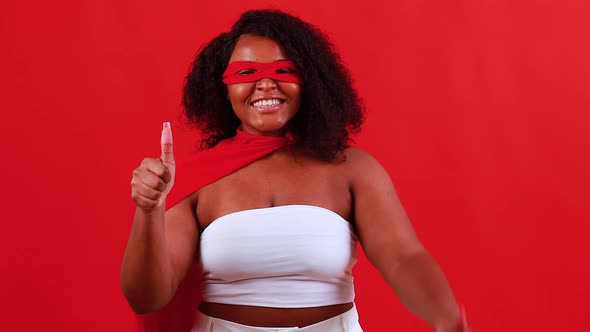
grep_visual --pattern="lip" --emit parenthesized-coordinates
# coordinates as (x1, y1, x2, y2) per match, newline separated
(250, 95, 286, 103)
(251, 101, 285, 114)
(249, 96, 286, 114)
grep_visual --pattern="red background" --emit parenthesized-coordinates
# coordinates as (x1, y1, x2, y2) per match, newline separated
(1, 1, 589, 331)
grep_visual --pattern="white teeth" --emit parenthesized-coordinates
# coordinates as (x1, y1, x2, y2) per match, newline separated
(253, 99, 282, 107)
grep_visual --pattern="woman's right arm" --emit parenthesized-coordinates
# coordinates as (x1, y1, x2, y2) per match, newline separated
(120, 123, 199, 314)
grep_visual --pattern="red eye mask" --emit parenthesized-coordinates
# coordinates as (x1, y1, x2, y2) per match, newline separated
(222, 60, 302, 85)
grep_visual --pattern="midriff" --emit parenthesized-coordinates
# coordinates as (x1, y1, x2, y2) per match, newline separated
(198, 301, 354, 327)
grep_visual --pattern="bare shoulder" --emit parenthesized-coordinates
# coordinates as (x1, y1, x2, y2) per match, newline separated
(344, 146, 384, 166)
(343, 146, 392, 183)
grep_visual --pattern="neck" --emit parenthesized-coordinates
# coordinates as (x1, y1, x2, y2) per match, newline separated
(239, 124, 289, 137)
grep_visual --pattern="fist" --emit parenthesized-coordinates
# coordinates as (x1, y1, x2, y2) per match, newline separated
(130, 122, 175, 212)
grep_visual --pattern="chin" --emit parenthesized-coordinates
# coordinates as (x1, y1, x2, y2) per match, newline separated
(246, 121, 288, 136)
(254, 116, 290, 128)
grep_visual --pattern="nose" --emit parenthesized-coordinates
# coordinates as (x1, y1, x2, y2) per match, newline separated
(255, 77, 277, 91)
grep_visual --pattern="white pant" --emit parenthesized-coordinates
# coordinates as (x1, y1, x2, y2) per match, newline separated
(192, 305, 363, 332)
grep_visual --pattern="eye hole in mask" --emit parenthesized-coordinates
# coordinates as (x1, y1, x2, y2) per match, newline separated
(222, 60, 302, 85)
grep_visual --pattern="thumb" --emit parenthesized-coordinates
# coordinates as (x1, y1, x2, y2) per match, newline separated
(160, 122, 174, 164)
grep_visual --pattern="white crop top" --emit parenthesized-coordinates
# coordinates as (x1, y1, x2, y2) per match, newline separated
(199, 205, 358, 308)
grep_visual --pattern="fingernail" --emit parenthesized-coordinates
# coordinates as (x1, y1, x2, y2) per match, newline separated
(163, 122, 171, 129)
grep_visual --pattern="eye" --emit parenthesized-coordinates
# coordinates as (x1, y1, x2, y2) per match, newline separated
(236, 69, 256, 75)
(276, 68, 296, 74)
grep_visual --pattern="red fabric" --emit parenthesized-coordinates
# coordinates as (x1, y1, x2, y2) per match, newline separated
(222, 60, 302, 85)
(165, 130, 293, 210)
(140, 130, 293, 331)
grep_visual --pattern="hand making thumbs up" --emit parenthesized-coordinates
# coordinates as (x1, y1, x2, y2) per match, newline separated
(130, 122, 176, 212)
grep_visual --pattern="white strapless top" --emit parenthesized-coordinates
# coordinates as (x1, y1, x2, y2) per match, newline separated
(199, 205, 358, 308)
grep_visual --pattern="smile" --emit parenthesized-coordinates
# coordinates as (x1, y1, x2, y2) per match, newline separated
(251, 98, 285, 107)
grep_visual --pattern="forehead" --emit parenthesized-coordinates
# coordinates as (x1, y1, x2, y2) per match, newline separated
(229, 34, 288, 63)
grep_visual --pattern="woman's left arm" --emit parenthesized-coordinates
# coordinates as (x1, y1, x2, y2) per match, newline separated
(347, 148, 468, 332)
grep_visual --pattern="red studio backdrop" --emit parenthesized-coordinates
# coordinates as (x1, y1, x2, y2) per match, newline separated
(1, 1, 589, 331)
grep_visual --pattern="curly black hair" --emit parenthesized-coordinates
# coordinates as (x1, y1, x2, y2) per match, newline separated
(182, 9, 364, 161)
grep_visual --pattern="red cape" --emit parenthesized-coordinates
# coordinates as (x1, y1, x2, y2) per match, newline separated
(140, 130, 292, 332)
(166, 130, 293, 210)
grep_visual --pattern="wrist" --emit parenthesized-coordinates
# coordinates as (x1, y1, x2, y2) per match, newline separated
(136, 202, 165, 216)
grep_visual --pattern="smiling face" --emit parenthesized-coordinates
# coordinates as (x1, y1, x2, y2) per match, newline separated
(226, 34, 302, 136)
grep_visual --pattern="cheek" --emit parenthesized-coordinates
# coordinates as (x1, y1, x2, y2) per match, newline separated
(280, 83, 302, 102)
(227, 84, 253, 104)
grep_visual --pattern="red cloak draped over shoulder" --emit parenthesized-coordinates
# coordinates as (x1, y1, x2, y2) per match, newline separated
(139, 130, 293, 332)
(166, 130, 293, 210)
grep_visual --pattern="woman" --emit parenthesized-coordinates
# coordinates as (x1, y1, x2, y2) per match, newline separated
(121, 9, 469, 332)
